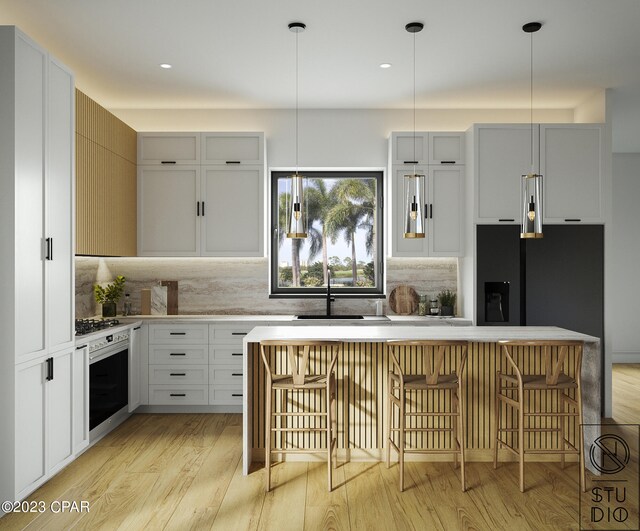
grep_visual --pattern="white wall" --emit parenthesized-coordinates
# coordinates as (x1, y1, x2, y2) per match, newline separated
(611, 153, 640, 362)
(609, 87, 640, 152)
(574, 90, 606, 123)
(112, 107, 573, 167)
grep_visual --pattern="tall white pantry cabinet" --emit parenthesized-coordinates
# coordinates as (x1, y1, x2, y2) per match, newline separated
(0, 26, 77, 507)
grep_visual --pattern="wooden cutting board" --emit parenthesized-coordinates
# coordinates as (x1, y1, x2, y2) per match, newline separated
(388, 285, 419, 315)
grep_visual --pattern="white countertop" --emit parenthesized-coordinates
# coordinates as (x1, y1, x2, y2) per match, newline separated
(243, 325, 600, 344)
(113, 314, 471, 324)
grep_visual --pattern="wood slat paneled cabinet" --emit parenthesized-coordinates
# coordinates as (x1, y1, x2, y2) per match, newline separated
(0, 26, 76, 507)
(389, 132, 465, 257)
(137, 132, 265, 257)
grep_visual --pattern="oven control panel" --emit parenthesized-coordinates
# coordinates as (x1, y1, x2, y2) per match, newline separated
(89, 331, 130, 353)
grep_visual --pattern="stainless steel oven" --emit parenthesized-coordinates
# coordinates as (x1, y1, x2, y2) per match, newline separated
(89, 330, 130, 442)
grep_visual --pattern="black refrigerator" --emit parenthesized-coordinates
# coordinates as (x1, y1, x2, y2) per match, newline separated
(476, 224, 604, 342)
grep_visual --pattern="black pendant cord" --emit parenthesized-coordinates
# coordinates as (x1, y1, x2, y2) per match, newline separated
(530, 29, 534, 173)
(413, 28, 416, 170)
(295, 28, 299, 175)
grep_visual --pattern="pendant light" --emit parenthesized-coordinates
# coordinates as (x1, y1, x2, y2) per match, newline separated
(286, 22, 308, 239)
(403, 22, 426, 239)
(520, 22, 544, 239)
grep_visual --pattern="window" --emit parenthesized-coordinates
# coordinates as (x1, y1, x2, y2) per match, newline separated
(270, 170, 384, 296)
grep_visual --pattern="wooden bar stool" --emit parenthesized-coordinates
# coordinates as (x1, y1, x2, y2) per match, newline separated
(259, 339, 340, 492)
(493, 340, 585, 492)
(385, 340, 468, 492)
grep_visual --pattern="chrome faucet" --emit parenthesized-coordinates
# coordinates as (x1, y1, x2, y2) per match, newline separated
(326, 270, 335, 316)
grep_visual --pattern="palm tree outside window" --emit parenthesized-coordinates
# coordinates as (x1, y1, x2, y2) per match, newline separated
(270, 170, 384, 297)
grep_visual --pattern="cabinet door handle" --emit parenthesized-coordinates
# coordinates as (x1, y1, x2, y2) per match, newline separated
(133, 326, 141, 330)
(232, 352, 243, 356)
(201, 201, 205, 216)
(565, 218, 581, 222)
(231, 332, 247, 336)
(46, 357, 54, 381)
(226, 160, 241, 164)
(232, 393, 243, 397)
(170, 373, 186, 376)
(232, 373, 243, 376)
(197, 201, 200, 216)
(498, 219, 515, 222)
(403, 160, 419, 165)
(440, 161, 456, 164)
(430, 204, 433, 219)
(45, 237, 52, 260)
(169, 332, 186, 336)
(76, 344, 87, 350)
(161, 161, 177, 164)
(170, 393, 186, 397)
(170, 352, 186, 356)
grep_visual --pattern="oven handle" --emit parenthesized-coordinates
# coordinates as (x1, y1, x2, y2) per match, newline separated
(90, 344, 128, 364)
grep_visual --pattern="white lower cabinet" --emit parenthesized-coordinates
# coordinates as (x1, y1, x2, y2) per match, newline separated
(15, 348, 74, 498)
(73, 345, 89, 454)
(129, 325, 142, 412)
(149, 386, 208, 405)
(209, 324, 253, 407)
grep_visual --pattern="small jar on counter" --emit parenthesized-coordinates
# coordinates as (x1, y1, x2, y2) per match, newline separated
(430, 299, 439, 315)
(418, 295, 428, 316)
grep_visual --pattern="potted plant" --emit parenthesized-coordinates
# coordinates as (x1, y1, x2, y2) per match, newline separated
(94, 275, 126, 317)
(437, 289, 457, 317)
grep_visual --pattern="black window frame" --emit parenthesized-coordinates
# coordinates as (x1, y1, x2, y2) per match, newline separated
(270, 170, 384, 298)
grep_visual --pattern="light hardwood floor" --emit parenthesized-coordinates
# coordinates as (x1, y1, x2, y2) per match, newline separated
(2, 365, 640, 531)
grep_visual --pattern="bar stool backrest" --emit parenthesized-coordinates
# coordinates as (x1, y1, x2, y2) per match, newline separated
(387, 340, 469, 384)
(260, 340, 340, 387)
(498, 340, 584, 384)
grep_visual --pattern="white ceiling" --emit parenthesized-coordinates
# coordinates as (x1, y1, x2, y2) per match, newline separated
(1, 0, 639, 112)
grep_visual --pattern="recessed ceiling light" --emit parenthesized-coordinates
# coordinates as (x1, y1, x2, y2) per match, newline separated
(379, 63, 392, 69)
(159, 63, 172, 69)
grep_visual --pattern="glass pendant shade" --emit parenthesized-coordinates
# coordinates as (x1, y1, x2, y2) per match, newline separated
(520, 173, 543, 238)
(286, 172, 307, 238)
(403, 172, 426, 238)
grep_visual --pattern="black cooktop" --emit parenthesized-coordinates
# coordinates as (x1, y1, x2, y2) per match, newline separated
(75, 318, 120, 336)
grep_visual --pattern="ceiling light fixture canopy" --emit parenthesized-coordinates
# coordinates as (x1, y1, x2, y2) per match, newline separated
(520, 21, 544, 239)
(286, 21, 308, 238)
(403, 21, 426, 239)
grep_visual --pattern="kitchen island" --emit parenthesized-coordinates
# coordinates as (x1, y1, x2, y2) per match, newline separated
(242, 325, 600, 475)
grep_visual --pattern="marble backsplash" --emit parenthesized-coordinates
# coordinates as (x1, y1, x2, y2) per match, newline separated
(75, 256, 457, 318)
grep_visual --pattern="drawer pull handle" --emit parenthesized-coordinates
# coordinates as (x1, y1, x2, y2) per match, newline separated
(440, 160, 456, 164)
(565, 218, 581, 222)
(231, 332, 247, 336)
(170, 353, 186, 356)
(170, 332, 186, 335)
(232, 373, 242, 376)
(170, 393, 186, 397)
(170, 373, 186, 376)
(232, 393, 243, 397)
(226, 160, 241, 164)
(161, 161, 177, 164)
(498, 218, 515, 222)
(403, 160, 419, 164)
(232, 353, 243, 356)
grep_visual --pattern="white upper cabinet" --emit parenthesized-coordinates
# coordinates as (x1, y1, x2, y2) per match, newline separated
(429, 132, 465, 165)
(390, 132, 429, 165)
(201, 166, 264, 256)
(391, 166, 464, 257)
(540, 124, 604, 223)
(137, 132, 265, 257)
(138, 166, 201, 256)
(201, 132, 264, 165)
(473, 124, 539, 224)
(137, 133, 200, 165)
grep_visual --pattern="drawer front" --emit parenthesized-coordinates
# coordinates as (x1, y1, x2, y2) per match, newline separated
(201, 133, 263, 165)
(209, 346, 244, 365)
(150, 346, 208, 364)
(149, 365, 209, 385)
(149, 324, 208, 344)
(209, 365, 243, 385)
(138, 133, 200, 165)
(209, 325, 254, 343)
(149, 385, 208, 405)
(209, 386, 243, 405)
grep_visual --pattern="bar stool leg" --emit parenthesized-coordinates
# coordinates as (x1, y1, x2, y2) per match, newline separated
(399, 386, 405, 492)
(265, 385, 272, 492)
(327, 380, 333, 492)
(385, 373, 392, 468)
(452, 390, 459, 470)
(458, 382, 467, 492)
(560, 392, 566, 470)
(576, 384, 586, 492)
(493, 374, 500, 469)
(518, 391, 525, 493)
